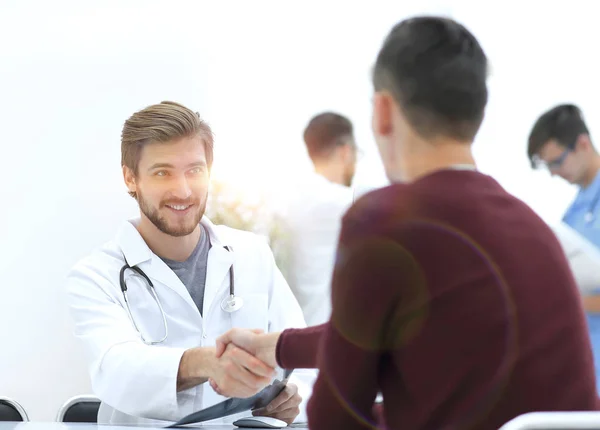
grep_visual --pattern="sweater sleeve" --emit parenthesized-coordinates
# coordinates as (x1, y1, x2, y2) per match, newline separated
(275, 324, 327, 369)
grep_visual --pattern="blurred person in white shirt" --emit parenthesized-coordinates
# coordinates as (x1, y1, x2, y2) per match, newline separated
(278, 112, 358, 326)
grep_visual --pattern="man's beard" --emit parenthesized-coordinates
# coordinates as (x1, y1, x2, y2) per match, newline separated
(138, 192, 206, 237)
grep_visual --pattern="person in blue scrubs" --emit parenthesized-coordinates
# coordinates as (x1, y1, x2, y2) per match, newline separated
(528, 103, 600, 392)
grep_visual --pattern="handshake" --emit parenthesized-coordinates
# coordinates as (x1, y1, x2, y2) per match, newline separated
(209, 329, 300, 424)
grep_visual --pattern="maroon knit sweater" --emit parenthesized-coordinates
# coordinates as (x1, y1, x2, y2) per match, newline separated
(276, 170, 599, 430)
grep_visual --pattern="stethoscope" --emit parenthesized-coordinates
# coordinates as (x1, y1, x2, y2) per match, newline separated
(119, 245, 243, 345)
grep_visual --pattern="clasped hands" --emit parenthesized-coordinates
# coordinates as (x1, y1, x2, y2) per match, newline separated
(209, 329, 300, 424)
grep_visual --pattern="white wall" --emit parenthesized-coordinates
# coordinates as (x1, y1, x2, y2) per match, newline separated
(1, 0, 593, 421)
(453, 1, 598, 223)
(0, 1, 214, 420)
(0, 0, 453, 420)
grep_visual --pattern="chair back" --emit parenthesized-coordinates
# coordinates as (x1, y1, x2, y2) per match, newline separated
(0, 397, 29, 422)
(56, 395, 100, 423)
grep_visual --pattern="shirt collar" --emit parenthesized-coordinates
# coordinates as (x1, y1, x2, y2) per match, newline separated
(116, 215, 229, 267)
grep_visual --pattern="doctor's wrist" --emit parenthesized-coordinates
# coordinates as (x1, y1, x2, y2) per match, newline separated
(177, 347, 215, 392)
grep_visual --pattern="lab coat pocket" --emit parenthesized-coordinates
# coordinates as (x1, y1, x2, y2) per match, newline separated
(230, 293, 269, 332)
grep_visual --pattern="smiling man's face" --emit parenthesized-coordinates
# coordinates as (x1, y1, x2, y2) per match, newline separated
(125, 135, 210, 237)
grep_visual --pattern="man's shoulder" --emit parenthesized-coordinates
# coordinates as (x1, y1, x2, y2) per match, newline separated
(67, 238, 124, 280)
(344, 184, 409, 224)
(282, 173, 354, 212)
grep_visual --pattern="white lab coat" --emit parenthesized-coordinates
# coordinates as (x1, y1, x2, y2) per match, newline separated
(277, 172, 354, 326)
(65, 217, 315, 426)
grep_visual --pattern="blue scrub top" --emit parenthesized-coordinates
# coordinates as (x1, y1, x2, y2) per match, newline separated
(565, 171, 600, 392)
(563, 171, 600, 250)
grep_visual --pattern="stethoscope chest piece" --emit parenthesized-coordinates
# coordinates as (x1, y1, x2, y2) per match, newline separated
(221, 294, 243, 313)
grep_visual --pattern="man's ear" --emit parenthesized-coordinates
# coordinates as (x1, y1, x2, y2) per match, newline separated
(338, 142, 354, 163)
(372, 91, 394, 138)
(576, 134, 594, 153)
(123, 165, 137, 195)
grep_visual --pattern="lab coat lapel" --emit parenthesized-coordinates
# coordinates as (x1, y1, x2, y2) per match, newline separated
(202, 219, 234, 318)
(116, 220, 199, 314)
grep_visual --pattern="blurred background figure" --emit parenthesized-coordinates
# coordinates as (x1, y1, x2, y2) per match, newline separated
(528, 104, 600, 392)
(528, 104, 600, 249)
(277, 112, 357, 326)
(552, 222, 600, 296)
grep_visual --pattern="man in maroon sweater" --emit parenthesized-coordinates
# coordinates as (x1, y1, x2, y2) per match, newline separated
(214, 16, 599, 429)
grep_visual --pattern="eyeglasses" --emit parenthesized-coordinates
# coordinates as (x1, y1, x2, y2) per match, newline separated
(533, 147, 572, 170)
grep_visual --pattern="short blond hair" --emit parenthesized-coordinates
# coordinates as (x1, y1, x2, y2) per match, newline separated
(121, 101, 214, 197)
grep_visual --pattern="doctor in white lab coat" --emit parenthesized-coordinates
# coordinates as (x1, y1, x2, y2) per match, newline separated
(65, 101, 314, 426)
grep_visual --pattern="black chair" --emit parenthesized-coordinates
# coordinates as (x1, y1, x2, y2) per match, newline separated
(56, 395, 100, 423)
(0, 397, 29, 421)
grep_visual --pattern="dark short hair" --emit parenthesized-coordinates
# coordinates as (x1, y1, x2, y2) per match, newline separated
(527, 104, 590, 167)
(303, 112, 354, 160)
(372, 16, 488, 142)
(121, 101, 214, 198)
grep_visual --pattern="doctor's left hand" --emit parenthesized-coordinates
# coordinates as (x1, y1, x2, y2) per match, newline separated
(252, 383, 302, 425)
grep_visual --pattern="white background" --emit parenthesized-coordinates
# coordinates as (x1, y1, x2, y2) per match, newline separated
(0, 0, 595, 420)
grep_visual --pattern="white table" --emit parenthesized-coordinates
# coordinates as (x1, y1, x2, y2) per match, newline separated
(0, 423, 308, 430)
(0, 425, 234, 430)
(499, 412, 600, 429)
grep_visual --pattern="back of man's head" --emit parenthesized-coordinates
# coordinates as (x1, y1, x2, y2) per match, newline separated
(527, 104, 590, 166)
(372, 16, 488, 143)
(303, 112, 354, 161)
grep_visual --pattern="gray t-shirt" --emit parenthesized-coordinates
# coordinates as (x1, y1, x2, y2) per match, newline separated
(160, 225, 211, 316)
